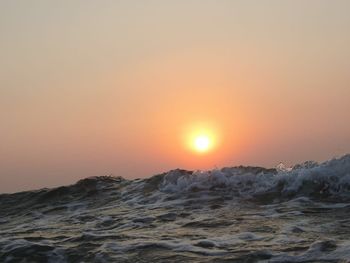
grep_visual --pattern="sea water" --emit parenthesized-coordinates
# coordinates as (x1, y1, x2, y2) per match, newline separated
(1, 155, 350, 262)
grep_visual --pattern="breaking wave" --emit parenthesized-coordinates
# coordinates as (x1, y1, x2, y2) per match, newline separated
(1, 154, 350, 208)
(158, 154, 350, 202)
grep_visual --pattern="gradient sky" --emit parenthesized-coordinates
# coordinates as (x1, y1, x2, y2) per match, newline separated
(1, 1, 350, 193)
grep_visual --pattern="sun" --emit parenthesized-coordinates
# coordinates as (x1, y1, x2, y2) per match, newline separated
(193, 135, 211, 153)
(183, 122, 218, 154)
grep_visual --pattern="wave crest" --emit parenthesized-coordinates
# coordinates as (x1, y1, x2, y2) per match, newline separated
(159, 155, 350, 201)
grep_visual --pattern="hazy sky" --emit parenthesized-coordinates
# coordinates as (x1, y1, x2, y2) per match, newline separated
(1, 1, 350, 193)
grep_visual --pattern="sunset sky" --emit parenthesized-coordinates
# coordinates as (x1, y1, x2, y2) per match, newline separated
(1, 1, 350, 193)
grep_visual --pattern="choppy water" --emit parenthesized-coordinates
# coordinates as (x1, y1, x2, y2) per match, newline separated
(1, 155, 350, 262)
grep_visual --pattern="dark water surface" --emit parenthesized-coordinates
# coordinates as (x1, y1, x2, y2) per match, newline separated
(1, 155, 350, 262)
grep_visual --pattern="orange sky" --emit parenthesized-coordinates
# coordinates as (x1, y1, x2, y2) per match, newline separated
(1, 1, 350, 192)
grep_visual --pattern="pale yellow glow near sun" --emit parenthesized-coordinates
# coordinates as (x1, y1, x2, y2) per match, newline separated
(194, 135, 211, 152)
(183, 123, 218, 154)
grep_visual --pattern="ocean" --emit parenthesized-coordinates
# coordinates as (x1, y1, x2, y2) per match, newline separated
(1, 155, 350, 262)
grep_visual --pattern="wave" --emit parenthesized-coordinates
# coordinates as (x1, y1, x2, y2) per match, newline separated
(1, 154, 350, 262)
(1, 155, 350, 212)
(158, 154, 350, 202)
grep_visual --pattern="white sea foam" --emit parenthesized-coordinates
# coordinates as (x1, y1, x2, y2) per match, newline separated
(160, 154, 350, 200)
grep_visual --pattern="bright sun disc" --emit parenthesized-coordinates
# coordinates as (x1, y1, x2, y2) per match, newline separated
(194, 135, 211, 152)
